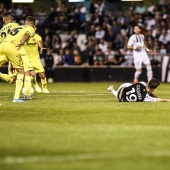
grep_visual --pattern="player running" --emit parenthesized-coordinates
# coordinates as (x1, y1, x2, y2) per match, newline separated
(127, 25, 153, 84)
(107, 78, 170, 102)
(0, 15, 36, 102)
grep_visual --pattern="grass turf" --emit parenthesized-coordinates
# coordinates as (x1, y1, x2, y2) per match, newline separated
(0, 82, 170, 170)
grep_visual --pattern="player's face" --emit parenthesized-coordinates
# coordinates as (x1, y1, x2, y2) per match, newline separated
(134, 26, 141, 34)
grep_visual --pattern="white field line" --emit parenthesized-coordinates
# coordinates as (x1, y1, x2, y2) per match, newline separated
(1, 151, 170, 164)
(44, 93, 104, 97)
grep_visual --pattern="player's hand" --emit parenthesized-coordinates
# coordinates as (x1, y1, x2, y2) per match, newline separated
(10, 65, 15, 74)
(40, 48, 47, 52)
(148, 49, 153, 54)
(16, 42, 24, 49)
(136, 45, 141, 50)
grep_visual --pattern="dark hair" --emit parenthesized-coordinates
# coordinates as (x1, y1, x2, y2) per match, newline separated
(148, 78, 160, 89)
(1, 11, 12, 18)
(26, 16, 35, 24)
(134, 25, 142, 30)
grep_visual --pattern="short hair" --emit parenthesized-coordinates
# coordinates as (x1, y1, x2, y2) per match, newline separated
(1, 11, 12, 18)
(134, 25, 142, 30)
(26, 16, 35, 24)
(148, 78, 160, 89)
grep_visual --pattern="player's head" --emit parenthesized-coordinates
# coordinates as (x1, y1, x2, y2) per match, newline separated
(134, 25, 141, 34)
(147, 78, 160, 93)
(25, 16, 35, 27)
(1, 11, 13, 24)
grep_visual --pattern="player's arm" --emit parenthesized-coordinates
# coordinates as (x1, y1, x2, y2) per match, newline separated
(156, 98, 170, 102)
(16, 32, 30, 48)
(144, 44, 153, 54)
(38, 40, 47, 52)
(149, 92, 158, 98)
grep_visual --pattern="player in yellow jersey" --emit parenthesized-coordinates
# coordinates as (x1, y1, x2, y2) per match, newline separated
(0, 15, 36, 102)
(24, 31, 50, 93)
(0, 11, 19, 83)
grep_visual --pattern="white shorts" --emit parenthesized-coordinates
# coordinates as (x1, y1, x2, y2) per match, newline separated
(133, 51, 151, 69)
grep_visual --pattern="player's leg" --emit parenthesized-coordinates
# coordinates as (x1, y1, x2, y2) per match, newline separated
(31, 60, 49, 93)
(108, 85, 118, 97)
(13, 68, 25, 102)
(146, 64, 153, 82)
(39, 72, 50, 93)
(0, 54, 14, 83)
(134, 60, 142, 84)
(143, 53, 153, 82)
(32, 75, 42, 93)
(0, 62, 17, 84)
(19, 47, 35, 98)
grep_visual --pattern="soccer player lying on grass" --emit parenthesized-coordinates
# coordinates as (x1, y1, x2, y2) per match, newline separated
(107, 78, 170, 102)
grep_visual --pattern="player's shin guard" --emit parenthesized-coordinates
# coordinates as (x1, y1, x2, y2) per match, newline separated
(41, 77, 47, 90)
(146, 65, 153, 82)
(0, 73, 14, 84)
(14, 74, 24, 99)
(24, 76, 32, 96)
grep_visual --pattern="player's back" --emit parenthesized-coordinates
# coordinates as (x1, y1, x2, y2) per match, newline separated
(120, 83, 147, 102)
(24, 33, 42, 58)
(0, 22, 18, 43)
(5, 25, 35, 45)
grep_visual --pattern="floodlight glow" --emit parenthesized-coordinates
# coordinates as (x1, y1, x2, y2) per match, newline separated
(12, 0, 34, 3)
(121, 0, 143, 1)
(68, 0, 85, 2)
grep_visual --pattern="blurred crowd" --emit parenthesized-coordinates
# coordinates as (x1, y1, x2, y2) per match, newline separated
(1, 0, 170, 69)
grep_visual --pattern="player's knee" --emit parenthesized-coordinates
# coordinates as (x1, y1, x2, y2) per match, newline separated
(146, 65, 152, 71)
(136, 70, 142, 74)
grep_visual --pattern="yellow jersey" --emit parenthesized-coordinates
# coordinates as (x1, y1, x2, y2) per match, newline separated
(0, 22, 18, 43)
(5, 25, 35, 45)
(24, 33, 42, 58)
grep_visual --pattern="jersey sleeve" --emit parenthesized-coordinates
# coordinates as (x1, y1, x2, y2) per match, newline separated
(37, 34, 42, 42)
(26, 27, 35, 38)
(143, 94, 157, 102)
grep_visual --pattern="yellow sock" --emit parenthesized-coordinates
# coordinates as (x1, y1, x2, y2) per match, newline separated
(14, 74, 24, 99)
(32, 76, 38, 85)
(24, 76, 32, 96)
(0, 73, 13, 84)
(41, 77, 47, 90)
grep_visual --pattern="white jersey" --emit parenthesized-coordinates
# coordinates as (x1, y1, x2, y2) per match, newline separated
(127, 33, 151, 68)
(127, 34, 145, 52)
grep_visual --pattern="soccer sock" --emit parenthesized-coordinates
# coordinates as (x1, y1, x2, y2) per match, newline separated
(24, 76, 32, 96)
(32, 76, 38, 85)
(14, 74, 24, 99)
(41, 77, 47, 90)
(134, 70, 142, 81)
(112, 89, 117, 97)
(0, 73, 13, 84)
(146, 65, 153, 82)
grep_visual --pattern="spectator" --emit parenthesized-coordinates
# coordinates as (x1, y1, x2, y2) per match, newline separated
(93, 48, 105, 66)
(44, 48, 55, 79)
(63, 48, 74, 66)
(135, 2, 146, 14)
(95, 25, 105, 40)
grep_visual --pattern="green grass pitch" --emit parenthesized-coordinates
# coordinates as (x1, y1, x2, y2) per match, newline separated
(0, 82, 170, 170)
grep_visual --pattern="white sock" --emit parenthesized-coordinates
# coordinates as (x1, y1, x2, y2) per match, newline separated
(146, 65, 153, 82)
